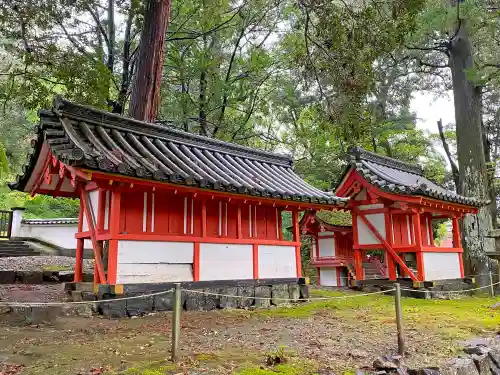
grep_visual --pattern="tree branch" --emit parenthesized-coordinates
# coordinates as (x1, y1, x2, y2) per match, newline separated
(437, 118, 459, 189)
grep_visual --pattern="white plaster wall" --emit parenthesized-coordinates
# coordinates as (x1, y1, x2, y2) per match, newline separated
(258, 245, 297, 278)
(199, 243, 253, 280)
(318, 237, 335, 257)
(423, 252, 461, 280)
(116, 240, 195, 283)
(318, 231, 335, 237)
(116, 264, 193, 283)
(319, 267, 337, 286)
(357, 213, 386, 244)
(82, 190, 99, 232)
(117, 241, 194, 263)
(18, 223, 91, 249)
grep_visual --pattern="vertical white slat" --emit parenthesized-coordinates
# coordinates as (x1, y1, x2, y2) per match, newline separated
(218, 201, 222, 236)
(225, 202, 228, 236)
(254, 205, 257, 237)
(183, 197, 188, 234)
(190, 198, 194, 234)
(151, 192, 155, 232)
(249, 204, 253, 238)
(104, 190, 110, 230)
(143, 192, 148, 232)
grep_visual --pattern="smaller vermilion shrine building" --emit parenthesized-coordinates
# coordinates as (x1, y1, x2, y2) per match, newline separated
(331, 147, 484, 285)
(300, 148, 484, 288)
(10, 97, 348, 287)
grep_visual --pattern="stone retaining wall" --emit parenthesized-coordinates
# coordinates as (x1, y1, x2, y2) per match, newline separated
(0, 278, 308, 323)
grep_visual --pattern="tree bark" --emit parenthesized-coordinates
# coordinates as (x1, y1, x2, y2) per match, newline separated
(128, 0, 171, 122)
(449, 18, 494, 283)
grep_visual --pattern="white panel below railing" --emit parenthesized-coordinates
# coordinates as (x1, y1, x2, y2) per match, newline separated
(199, 243, 253, 281)
(258, 245, 296, 278)
(116, 264, 193, 283)
(423, 252, 461, 280)
(117, 241, 194, 264)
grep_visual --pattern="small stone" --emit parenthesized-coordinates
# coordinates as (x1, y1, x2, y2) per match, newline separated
(349, 349, 369, 359)
(491, 302, 500, 309)
(373, 357, 399, 370)
(464, 346, 490, 356)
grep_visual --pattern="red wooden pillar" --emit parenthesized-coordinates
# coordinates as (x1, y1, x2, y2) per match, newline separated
(452, 216, 464, 277)
(107, 189, 121, 284)
(292, 210, 302, 277)
(253, 243, 259, 279)
(74, 198, 84, 282)
(354, 249, 363, 280)
(193, 242, 200, 281)
(384, 209, 397, 280)
(413, 211, 424, 281)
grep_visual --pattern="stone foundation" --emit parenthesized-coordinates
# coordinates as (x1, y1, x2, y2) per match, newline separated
(67, 278, 309, 318)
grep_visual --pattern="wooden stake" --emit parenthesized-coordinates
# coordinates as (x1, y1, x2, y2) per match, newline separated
(489, 271, 495, 297)
(171, 283, 181, 362)
(394, 283, 405, 356)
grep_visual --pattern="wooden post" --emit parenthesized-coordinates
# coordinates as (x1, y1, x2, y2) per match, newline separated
(74, 239, 84, 282)
(489, 271, 495, 297)
(171, 283, 181, 362)
(394, 283, 405, 356)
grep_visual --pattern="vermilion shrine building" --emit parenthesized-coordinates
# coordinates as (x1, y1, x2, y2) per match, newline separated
(10, 98, 347, 286)
(302, 147, 483, 287)
(10, 98, 483, 290)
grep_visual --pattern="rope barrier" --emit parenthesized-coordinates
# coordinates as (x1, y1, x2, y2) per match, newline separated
(1, 275, 499, 307)
(401, 280, 500, 294)
(0, 288, 174, 307)
(181, 287, 394, 301)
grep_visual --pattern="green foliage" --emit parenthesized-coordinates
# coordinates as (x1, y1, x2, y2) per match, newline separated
(0, 185, 79, 218)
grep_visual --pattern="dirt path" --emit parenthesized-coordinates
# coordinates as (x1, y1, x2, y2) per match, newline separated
(0, 307, 480, 375)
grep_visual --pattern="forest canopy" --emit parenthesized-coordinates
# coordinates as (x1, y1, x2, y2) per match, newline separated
(0, 0, 498, 226)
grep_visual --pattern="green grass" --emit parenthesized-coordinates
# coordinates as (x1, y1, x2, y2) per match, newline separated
(252, 289, 500, 339)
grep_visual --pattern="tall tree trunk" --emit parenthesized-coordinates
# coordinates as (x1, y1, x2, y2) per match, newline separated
(449, 19, 494, 284)
(128, 0, 171, 122)
(482, 118, 498, 228)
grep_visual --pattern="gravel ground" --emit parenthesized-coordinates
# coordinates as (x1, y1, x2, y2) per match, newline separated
(0, 256, 94, 271)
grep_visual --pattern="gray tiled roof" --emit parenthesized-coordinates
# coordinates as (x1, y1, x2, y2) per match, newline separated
(347, 147, 486, 207)
(10, 97, 348, 206)
(22, 218, 79, 225)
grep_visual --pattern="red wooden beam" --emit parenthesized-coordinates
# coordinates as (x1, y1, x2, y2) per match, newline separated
(84, 170, 344, 211)
(358, 213, 418, 281)
(193, 242, 200, 281)
(81, 190, 107, 284)
(253, 243, 259, 279)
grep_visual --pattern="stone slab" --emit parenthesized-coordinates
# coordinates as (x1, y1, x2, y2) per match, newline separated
(219, 287, 238, 309)
(15, 271, 43, 284)
(237, 286, 254, 308)
(271, 284, 289, 306)
(254, 286, 271, 308)
(0, 270, 15, 284)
